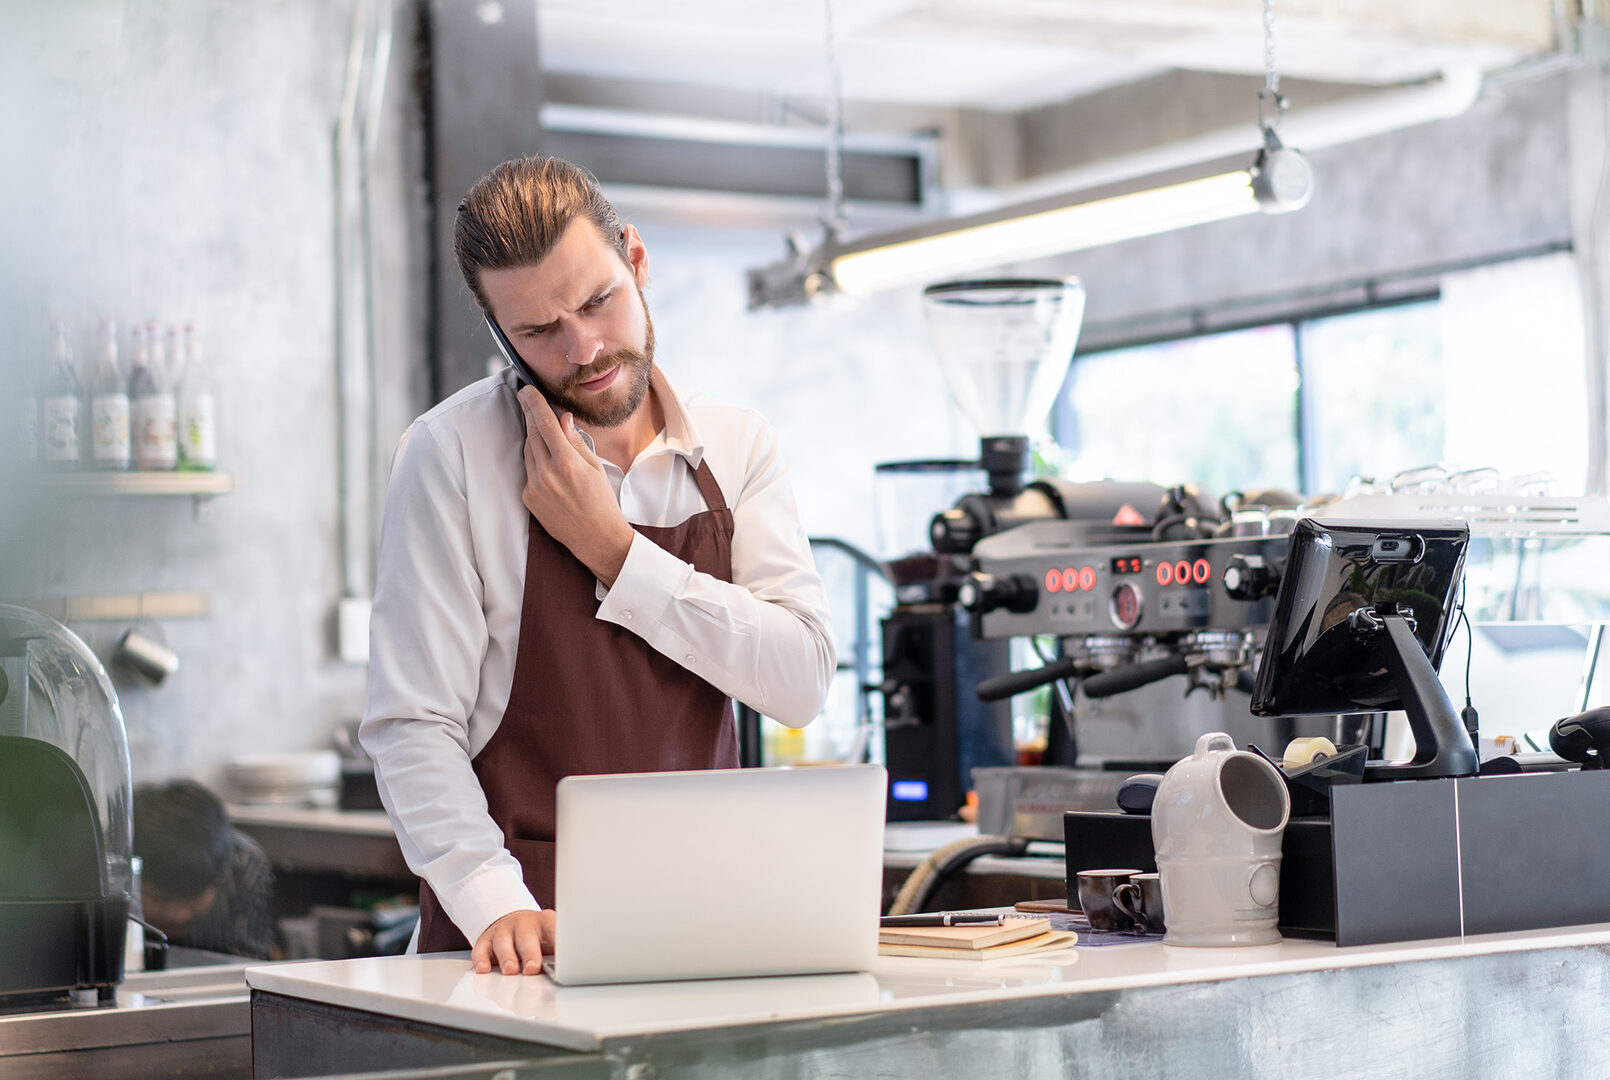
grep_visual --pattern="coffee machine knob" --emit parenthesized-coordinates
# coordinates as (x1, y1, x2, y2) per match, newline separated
(930, 508, 982, 554)
(958, 572, 1038, 615)
(1222, 554, 1280, 601)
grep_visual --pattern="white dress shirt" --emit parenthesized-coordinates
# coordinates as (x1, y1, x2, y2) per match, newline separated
(360, 364, 835, 942)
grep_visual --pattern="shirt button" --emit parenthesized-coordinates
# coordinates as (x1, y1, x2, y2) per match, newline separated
(684, 654, 696, 664)
(621, 610, 633, 622)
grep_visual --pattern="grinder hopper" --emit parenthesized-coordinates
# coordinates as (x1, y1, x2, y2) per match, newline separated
(921, 277, 1086, 496)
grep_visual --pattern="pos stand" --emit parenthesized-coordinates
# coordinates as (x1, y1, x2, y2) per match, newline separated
(1350, 604, 1479, 781)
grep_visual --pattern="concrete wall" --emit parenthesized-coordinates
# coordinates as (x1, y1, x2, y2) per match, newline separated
(0, 1, 427, 787)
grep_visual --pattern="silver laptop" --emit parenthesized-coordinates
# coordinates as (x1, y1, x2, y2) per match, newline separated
(544, 764, 886, 986)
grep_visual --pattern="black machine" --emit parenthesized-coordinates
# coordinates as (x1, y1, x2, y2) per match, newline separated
(959, 511, 1482, 782)
(876, 456, 1169, 819)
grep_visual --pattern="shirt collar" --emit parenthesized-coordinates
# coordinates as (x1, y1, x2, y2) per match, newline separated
(645, 364, 706, 470)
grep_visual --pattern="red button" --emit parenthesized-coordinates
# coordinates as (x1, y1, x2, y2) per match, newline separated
(1045, 569, 1062, 593)
(1078, 566, 1096, 591)
(1156, 563, 1173, 586)
(1193, 558, 1211, 584)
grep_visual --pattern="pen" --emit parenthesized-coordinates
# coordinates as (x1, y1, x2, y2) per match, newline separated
(880, 913, 1005, 927)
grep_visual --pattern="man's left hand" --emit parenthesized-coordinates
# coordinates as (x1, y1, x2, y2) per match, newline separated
(517, 385, 635, 586)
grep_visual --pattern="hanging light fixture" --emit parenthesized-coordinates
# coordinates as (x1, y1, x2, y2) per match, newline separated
(747, 0, 1312, 309)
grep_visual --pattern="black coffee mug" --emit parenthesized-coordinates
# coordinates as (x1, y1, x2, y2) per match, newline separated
(1114, 872, 1166, 934)
(1076, 868, 1144, 932)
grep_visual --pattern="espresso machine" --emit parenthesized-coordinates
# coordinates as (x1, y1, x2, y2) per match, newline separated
(878, 278, 1169, 819)
(0, 605, 134, 1008)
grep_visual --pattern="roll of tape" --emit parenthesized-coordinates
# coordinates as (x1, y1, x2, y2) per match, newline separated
(1281, 736, 1337, 770)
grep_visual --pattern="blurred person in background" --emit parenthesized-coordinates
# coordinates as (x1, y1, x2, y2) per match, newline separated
(132, 780, 278, 960)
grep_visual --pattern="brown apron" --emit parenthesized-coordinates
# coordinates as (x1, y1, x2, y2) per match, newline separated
(417, 456, 738, 952)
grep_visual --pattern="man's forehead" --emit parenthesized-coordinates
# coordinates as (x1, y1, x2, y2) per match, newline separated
(484, 223, 631, 323)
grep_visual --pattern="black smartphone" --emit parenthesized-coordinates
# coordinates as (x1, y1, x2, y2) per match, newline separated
(486, 314, 576, 432)
(485, 313, 538, 388)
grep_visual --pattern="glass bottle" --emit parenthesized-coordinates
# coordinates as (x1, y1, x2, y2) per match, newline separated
(89, 318, 131, 471)
(130, 322, 177, 471)
(177, 320, 216, 471)
(40, 320, 83, 469)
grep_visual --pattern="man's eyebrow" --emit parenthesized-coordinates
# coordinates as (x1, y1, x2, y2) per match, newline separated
(504, 281, 616, 334)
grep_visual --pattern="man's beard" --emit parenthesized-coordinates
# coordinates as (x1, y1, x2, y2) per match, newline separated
(539, 304, 656, 429)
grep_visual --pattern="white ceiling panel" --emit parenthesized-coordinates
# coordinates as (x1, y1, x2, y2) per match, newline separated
(536, 0, 1557, 110)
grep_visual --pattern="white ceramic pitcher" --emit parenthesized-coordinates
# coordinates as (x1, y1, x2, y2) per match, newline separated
(1152, 732, 1291, 947)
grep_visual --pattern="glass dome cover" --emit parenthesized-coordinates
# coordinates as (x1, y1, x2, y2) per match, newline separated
(921, 277, 1086, 439)
(0, 603, 133, 901)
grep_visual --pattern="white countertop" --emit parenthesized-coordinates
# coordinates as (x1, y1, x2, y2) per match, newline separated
(245, 922, 1610, 1054)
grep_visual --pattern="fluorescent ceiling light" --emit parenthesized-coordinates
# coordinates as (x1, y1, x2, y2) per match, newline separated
(831, 170, 1260, 295)
(746, 149, 1312, 308)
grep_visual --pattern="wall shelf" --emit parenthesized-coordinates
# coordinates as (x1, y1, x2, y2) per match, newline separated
(46, 471, 236, 497)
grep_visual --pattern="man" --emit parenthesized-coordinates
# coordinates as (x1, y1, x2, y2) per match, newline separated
(132, 781, 277, 960)
(360, 156, 835, 978)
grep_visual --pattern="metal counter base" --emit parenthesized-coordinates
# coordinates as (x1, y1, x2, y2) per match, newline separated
(250, 928, 1610, 1079)
(1, 960, 251, 1080)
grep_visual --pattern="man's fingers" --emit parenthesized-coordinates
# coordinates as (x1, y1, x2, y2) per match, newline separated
(562, 414, 602, 468)
(517, 385, 568, 454)
(515, 917, 546, 975)
(493, 919, 520, 976)
(473, 911, 550, 976)
(471, 934, 493, 974)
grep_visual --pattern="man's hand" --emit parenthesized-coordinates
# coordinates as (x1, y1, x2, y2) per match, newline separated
(472, 908, 558, 975)
(517, 385, 635, 586)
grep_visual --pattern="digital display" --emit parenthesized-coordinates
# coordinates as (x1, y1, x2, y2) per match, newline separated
(1111, 556, 1143, 575)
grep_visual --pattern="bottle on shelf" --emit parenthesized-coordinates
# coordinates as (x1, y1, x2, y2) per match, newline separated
(177, 319, 217, 471)
(40, 320, 83, 469)
(130, 321, 178, 471)
(89, 318, 131, 471)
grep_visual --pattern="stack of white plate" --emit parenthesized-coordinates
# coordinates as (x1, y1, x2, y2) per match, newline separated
(226, 750, 342, 808)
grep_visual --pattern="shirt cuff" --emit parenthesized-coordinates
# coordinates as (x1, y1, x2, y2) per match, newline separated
(597, 530, 689, 633)
(446, 864, 541, 944)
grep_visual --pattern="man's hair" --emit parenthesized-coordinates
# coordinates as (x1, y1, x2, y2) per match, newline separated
(454, 156, 629, 313)
(132, 780, 233, 900)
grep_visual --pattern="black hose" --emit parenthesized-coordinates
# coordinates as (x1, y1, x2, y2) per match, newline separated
(887, 835, 1033, 916)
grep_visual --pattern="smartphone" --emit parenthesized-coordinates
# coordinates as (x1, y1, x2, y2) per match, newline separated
(485, 313, 538, 388)
(486, 314, 573, 431)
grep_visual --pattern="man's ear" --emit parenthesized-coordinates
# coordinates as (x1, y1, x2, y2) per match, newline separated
(623, 223, 649, 288)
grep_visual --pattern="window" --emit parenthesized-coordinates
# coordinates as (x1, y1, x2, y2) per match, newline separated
(1056, 324, 1300, 499)
(1300, 301, 1445, 494)
(1054, 252, 1588, 499)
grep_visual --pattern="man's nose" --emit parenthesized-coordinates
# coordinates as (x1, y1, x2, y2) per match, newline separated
(562, 324, 603, 367)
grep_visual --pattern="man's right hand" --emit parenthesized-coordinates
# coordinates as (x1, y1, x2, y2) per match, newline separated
(472, 908, 557, 975)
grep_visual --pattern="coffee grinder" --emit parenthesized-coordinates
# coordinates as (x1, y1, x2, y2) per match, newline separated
(877, 278, 1095, 821)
